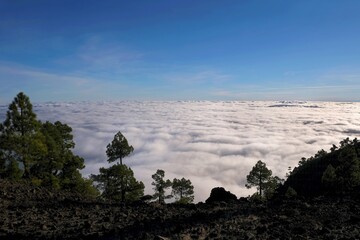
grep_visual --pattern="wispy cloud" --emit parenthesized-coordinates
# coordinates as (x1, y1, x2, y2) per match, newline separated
(0, 62, 127, 102)
(71, 37, 144, 71)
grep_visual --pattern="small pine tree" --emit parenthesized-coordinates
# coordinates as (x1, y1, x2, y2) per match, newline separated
(172, 177, 194, 204)
(106, 131, 134, 165)
(152, 169, 172, 204)
(245, 160, 273, 197)
(103, 131, 137, 202)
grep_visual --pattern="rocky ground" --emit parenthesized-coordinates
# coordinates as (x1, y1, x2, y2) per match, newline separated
(1, 180, 360, 239)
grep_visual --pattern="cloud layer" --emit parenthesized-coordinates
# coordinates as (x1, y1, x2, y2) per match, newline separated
(1, 101, 360, 202)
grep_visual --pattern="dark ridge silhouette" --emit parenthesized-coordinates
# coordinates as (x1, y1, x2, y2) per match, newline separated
(278, 138, 360, 198)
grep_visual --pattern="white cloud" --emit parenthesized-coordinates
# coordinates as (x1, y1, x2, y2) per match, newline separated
(2, 100, 360, 202)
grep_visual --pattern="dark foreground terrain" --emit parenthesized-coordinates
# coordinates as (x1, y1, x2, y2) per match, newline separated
(1, 180, 360, 240)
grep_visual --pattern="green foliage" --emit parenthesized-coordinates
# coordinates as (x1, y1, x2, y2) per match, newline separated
(0, 92, 99, 199)
(245, 160, 273, 197)
(152, 169, 172, 204)
(3, 92, 39, 132)
(0, 149, 7, 178)
(248, 192, 263, 202)
(125, 177, 145, 202)
(31, 121, 82, 186)
(44, 174, 60, 189)
(284, 186, 297, 199)
(72, 178, 100, 198)
(106, 131, 134, 165)
(321, 164, 336, 190)
(92, 164, 144, 202)
(172, 177, 194, 204)
(263, 176, 283, 199)
(335, 146, 360, 191)
(0, 92, 44, 178)
(41, 121, 75, 166)
(31, 121, 86, 192)
(59, 156, 85, 190)
(31, 177, 42, 187)
(284, 138, 360, 197)
(92, 131, 142, 202)
(5, 159, 22, 180)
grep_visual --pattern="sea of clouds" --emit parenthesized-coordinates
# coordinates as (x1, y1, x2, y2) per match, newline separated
(1, 101, 360, 202)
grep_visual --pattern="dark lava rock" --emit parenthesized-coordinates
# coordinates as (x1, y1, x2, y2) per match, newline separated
(205, 187, 238, 204)
(2, 180, 360, 239)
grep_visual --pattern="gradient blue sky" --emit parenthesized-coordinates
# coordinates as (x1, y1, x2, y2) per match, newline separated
(1, 0, 360, 103)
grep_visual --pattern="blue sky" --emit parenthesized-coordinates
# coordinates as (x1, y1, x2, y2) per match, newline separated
(1, 0, 360, 103)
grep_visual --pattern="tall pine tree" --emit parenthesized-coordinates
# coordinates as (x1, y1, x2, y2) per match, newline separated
(152, 169, 172, 204)
(245, 160, 273, 197)
(0, 92, 46, 178)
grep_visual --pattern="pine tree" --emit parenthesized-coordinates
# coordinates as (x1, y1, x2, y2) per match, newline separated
(91, 164, 144, 202)
(172, 177, 194, 204)
(245, 160, 273, 197)
(263, 176, 283, 199)
(32, 121, 78, 186)
(0, 92, 46, 178)
(106, 131, 134, 165)
(102, 131, 138, 202)
(336, 147, 360, 191)
(152, 169, 172, 204)
(59, 155, 85, 190)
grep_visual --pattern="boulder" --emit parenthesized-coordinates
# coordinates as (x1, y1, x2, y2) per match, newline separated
(205, 187, 237, 204)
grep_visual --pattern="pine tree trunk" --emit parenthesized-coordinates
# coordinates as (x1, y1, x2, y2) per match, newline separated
(121, 189, 125, 203)
(23, 160, 30, 178)
(259, 171, 262, 197)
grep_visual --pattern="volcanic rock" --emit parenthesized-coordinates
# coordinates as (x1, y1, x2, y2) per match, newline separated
(1, 180, 360, 239)
(205, 187, 238, 203)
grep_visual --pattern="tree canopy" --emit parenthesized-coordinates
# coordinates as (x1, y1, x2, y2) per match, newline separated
(92, 131, 144, 202)
(152, 169, 172, 204)
(282, 138, 360, 197)
(91, 164, 144, 202)
(245, 160, 272, 197)
(0, 92, 98, 197)
(106, 131, 134, 165)
(0, 92, 44, 178)
(172, 177, 194, 204)
(245, 160, 282, 199)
